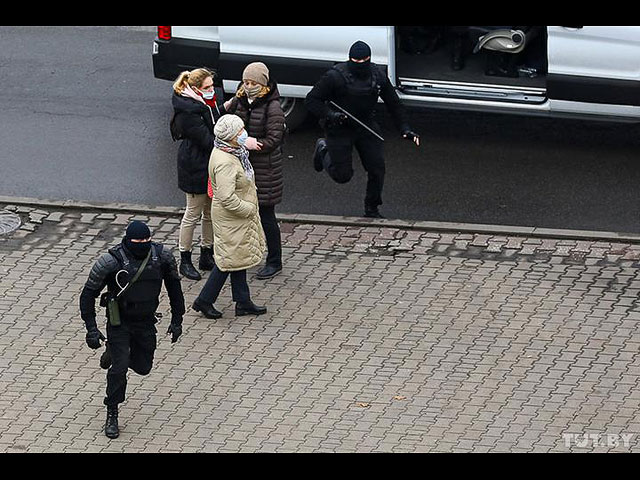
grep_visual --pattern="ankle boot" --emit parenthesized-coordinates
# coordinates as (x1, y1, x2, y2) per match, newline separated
(236, 301, 267, 317)
(199, 246, 215, 271)
(179, 251, 202, 281)
(192, 298, 222, 319)
(105, 405, 119, 439)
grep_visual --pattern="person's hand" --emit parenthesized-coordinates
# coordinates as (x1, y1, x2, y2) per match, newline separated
(402, 130, 420, 146)
(86, 327, 106, 350)
(223, 99, 233, 111)
(244, 137, 263, 151)
(327, 111, 348, 126)
(167, 319, 183, 344)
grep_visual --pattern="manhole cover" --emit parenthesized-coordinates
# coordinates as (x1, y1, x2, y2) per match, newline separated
(0, 212, 21, 235)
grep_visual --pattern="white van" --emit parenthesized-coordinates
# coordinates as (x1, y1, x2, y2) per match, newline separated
(153, 26, 640, 129)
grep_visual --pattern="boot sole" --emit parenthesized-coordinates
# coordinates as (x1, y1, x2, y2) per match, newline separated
(256, 269, 282, 280)
(313, 139, 326, 172)
(235, 309, 267, 317)
(192, 303, 222, 319)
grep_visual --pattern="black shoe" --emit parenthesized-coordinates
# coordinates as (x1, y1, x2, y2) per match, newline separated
(180, 251, 202, 281)
(256, 264, 282, 280)
(105, 405, 119, 439)
(100, 343, 112, 370)
(236, 301, 267, 317)
(313, 138, 327, 172)
(199, 246, 215, 271)
(192, 298, 222, 319)
(364, 207, 385, 219)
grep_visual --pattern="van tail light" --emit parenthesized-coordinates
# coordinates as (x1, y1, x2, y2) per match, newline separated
(158, 26, 172, 41)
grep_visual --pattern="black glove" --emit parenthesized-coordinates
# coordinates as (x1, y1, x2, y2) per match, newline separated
(327, 110, 348, 126)
(167, 319, 182, 344)
(86, 327, 106, 350)
(402, 130, 420, 145)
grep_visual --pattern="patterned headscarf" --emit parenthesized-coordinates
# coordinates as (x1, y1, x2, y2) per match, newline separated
(214, 138, 255, 181)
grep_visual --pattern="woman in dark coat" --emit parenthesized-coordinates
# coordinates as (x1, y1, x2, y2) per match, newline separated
(225, 62, 286, 280)
(171, 68, 225, 281)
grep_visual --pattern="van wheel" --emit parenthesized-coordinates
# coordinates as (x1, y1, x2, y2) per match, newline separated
(280, 97, 308, 132)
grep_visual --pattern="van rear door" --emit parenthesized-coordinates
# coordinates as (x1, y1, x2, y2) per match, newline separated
(547, 26, 640, 115)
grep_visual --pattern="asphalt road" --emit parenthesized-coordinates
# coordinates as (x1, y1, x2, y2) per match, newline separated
(1, 26, 639, 233)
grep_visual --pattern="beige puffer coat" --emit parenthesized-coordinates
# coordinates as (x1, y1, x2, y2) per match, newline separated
(209, 147, 266, 272)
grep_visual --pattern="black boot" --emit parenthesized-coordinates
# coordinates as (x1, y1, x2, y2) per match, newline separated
(256, 264, 283, 280)
(313, 139, 327, 172)
(199, 246, 215, 271)
(236, 301, 267, 317)
(105, 405, 119, 439)
(180, 251, 202, 281)
(364, 206, 385, 219)
(100, 343, 112, 370)
(192, 298, 222, 319)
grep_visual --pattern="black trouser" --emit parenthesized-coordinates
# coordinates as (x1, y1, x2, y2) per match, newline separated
(197, 265, 250, 305)
(323, 122, 386, 209)
(104, 317, 157, 407)
(259, 204, 282, 268)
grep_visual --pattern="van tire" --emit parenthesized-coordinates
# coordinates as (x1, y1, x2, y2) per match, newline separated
(280, 97, 308, 132)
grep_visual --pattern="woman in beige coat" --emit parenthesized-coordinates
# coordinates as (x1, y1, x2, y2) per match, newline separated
(192, 115, 267, 319)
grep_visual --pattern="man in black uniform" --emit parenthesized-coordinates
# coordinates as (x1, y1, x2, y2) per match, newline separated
(79, 221, 185, 439)
(305, 40, 420, 218)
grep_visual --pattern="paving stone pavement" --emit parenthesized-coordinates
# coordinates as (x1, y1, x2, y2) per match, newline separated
(1, 203, 639, 453)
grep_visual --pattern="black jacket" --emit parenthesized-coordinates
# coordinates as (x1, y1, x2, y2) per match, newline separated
(226, 81, 286, 206)
(171, 90, 225, 194)
(79, 242, 185, 329)
(305, 62, 410, 134)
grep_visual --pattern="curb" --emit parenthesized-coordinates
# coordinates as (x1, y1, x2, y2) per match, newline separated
(2, 195, 640, 244)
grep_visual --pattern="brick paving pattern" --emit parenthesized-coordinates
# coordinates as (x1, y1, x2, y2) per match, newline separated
(1, 203, 639, 452)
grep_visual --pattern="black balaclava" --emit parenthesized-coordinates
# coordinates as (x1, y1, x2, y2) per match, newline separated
(348, 40, 372, 79)
(123, 221, 152, 259)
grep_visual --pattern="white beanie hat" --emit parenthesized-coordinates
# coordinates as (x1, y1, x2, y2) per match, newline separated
(214, 114, 245, 142)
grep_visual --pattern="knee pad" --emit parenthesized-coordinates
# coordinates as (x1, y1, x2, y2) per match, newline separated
(328, 167, 354, 185)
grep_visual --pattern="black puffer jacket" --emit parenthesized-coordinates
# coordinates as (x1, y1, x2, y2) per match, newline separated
(171, 90, 224, 194)
(227, 82, 286, 206)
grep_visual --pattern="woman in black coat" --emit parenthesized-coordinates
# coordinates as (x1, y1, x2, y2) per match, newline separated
(171, 68, 225, 281)
(225, 62, 286, 280)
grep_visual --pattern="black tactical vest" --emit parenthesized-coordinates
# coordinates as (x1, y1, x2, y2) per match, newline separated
(107, 243, 164, 320)
(332, 62, 383, 120)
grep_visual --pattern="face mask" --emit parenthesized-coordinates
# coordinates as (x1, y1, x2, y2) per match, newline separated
(348, 60, 371, 79)
(244, 84, 262, 98)
(124, 238, 152, 259)
(237, 130, 249, 146)
(201, 90, 215, 100)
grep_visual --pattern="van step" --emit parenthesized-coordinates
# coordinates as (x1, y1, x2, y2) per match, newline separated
(398, 78, 547, 104)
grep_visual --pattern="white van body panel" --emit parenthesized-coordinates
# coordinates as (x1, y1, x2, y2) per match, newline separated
(156, 26, 640, 122)
(172, 26, 220, 42)
(218, 26, 391, 64)
(548, 26, 640, 81)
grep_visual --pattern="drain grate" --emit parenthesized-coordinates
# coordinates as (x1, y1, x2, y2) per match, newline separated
(0, 212, 21, 235)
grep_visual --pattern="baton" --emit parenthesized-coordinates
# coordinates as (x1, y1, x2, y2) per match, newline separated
(329, 101, 385, 142)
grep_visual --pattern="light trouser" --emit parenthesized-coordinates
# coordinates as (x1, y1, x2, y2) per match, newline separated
(179, 193, 213, 253)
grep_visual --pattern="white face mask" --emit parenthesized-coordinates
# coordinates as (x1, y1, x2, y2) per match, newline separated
(201, 90, 215, 100)
(237, 130, 249, 146)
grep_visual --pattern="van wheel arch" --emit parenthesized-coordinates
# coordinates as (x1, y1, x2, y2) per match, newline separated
(280, 97, 308, 132)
